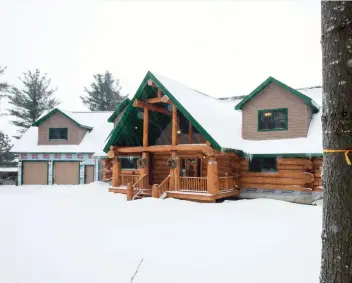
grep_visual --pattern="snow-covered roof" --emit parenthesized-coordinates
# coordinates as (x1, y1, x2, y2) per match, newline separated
(0, 167, 18, 172)
(105, 71, 323, 155)
(11, 110, 113, 154)
(153, 72, 323, 155)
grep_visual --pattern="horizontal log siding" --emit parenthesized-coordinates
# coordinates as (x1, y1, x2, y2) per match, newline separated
(239, 157, 320, 191)
(312, 158, 323, 191)
(150, 152, 170, 185)
(102, 158, 113, 181)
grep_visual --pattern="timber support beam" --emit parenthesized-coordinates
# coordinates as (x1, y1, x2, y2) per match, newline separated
(133, 99, 172, 116)
(111, 144, 214, 154)
(146, 96, 171, 104)
(172, 104, 178, 146)
(143, 108, 148, 147)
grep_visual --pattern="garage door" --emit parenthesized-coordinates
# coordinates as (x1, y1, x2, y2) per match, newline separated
(54, 162, 80, 185)
(23, 162, 48, 185)
(85, 165, 94, 184)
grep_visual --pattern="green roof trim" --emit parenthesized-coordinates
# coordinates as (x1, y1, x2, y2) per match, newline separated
(221, 147, 322, 158)
(234, 76, 320, 113)
(103, 71, 222, 153)
(32, 108, 93, 130)
(107, 98, 131, 123)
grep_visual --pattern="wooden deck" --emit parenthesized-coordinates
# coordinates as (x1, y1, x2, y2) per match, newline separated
(166, 189, 239, 202)
(109, 186, 239, 202)
(109, 186, 152, 196)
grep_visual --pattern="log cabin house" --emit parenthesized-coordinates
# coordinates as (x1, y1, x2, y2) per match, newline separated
(103, 71, 324, 203)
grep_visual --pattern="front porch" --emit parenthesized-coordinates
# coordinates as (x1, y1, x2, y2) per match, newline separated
(108, 173, 240, 202)
(108, 145, 240, 202)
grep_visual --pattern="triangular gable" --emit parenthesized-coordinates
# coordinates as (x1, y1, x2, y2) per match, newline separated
(103, 71, 221, 153)
(32, 108, 93, 130)
(234, 76, 320, 113)
(107, 98, 131, 123)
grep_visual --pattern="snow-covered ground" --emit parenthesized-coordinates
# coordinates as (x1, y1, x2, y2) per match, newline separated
(0, 182, 322, 283)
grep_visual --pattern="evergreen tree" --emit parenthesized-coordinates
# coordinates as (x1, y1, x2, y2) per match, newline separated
(320, 2, 352, 283)
(0, 66, 8, 95)
(7, 69, 59, 136)
(81, 71, 127, 111)
(0, 66, 9, 115)
(0, 131, 16, 167)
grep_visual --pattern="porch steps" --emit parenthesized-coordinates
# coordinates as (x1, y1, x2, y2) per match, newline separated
(133, 193, 152, 200)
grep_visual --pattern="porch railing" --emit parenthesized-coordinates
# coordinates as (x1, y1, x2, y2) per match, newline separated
(179, 177, 207, 192)
(218, 174, 238, 191)
(120, 174, 140, 187)
(159, 175, 171, 195)
(133, 174, 148, 190)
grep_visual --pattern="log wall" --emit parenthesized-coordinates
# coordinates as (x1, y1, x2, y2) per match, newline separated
(312, 158, 323, 191)
(201, 154, 240, 177)
(150, 152, 170, 185)
(102, 158, 113, 181)
(239, 157, 323, 191)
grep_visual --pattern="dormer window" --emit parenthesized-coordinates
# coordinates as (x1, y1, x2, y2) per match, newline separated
(258, 108, 288, 131)
(49, 128, 68, 140)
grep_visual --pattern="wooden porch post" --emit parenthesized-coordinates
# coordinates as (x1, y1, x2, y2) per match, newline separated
(207, 157, 219, 195)
(112, 157, 121, 187)
(172, 105, 178, 146)
(188, 122, 193, 144)
(127, 183, 133, 201)
(170, 152, 180, 190)
(139, 152, 150, 189)
(143, 108, 149, 147)
(152, 184, 160, 198)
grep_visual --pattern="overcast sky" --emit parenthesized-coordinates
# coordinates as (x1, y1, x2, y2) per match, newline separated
(0, 0, 321, 138)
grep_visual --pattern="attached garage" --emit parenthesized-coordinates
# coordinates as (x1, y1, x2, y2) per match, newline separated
(22, 161, 48, 185)
(54, 162, 80, 185)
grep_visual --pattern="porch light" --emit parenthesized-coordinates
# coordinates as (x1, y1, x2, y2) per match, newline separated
(264, 112, 272, 117)
(177, 130, 181, 134)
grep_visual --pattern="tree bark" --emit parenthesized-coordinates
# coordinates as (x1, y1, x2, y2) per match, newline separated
(320, 2, 352, 283)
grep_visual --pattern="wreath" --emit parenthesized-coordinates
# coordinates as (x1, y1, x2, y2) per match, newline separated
(137, 157, 148, 168)
(167, 157, 178, 169)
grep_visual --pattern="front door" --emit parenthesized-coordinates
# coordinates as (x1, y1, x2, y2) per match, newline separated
(180, 158, 201, 177)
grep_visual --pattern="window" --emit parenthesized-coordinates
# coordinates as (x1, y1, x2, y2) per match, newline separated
(258, 108, 288, 131)
(249, 157, 277, 172)
(120, 156, 138, 169)
(49, 128, 68, 140)
(178, 113, 199, 134)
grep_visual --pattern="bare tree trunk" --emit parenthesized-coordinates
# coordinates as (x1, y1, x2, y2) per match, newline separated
(320, 2, 352, 283)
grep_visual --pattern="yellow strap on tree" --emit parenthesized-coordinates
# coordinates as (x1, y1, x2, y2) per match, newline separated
(323, 149, 351, 165)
